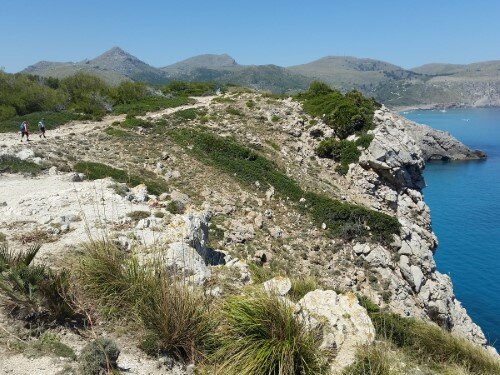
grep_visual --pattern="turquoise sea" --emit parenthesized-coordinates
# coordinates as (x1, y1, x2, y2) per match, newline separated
(403, 108, 500, 350)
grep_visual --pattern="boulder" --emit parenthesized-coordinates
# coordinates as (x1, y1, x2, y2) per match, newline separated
(164, 242, 211, 284)
(129, 184, 149, 202)
(296, 290, 375, 371)
(263, 276, 291, 296)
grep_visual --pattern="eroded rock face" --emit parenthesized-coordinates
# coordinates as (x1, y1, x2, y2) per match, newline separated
(263, 276, 292, 296)
(295, 290, 375, 371)
(162, 211, 225, 284)
(348, 108, 490, 347)
(403, 120, 486, 161)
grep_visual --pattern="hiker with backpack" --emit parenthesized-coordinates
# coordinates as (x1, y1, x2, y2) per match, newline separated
(38, 118, 46, 138)
(20, 121, 30, 142)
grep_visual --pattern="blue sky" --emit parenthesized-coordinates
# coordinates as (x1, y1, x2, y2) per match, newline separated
(2, 0, 500, 72)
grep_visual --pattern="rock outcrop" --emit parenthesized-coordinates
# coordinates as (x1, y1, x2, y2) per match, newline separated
(348, 107, 490, 347)
(296, 290, 375, 371)
(402, 119, 486, 161)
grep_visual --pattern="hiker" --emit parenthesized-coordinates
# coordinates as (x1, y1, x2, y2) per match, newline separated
(20, 121, 30, 142)
(38, 118, 46, 138)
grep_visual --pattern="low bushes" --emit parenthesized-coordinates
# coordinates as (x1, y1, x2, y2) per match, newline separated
(73, 161, 168, 196)
(297, 81, 379, 139)
(210, 292, 326, 374)
(370, 312, 500, 374)
(162, 81, 219, 97)
(76, 242, 213, 361)
(113, 95, 191, 116)
(79, 338, 120, 375)
(169, 128, 399, 243)
(0, 111, 85, 133)
(0, 155, 43, 175)
(0, 243, 81, 327)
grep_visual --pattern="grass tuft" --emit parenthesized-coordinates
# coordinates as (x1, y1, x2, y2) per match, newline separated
(210, 292, 326, 375)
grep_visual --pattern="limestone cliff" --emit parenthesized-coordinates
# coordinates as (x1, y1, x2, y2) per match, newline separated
(348, 108, 488, 347)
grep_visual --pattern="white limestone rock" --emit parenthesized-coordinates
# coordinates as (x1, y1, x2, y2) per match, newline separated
(296, 290, 375, 371)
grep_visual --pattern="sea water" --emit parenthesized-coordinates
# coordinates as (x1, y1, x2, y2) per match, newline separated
(403, 108, 500, 350)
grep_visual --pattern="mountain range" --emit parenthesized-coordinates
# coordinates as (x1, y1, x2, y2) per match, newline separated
(21, 47, 500, 108)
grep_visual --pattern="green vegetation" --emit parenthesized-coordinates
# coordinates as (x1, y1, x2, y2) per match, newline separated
(162, 81, 219, 96)
(289, 276, 319, 302)
(0, 71, 194, 132)
(0, 111, 85, 133)
(104, 127, 131, 138)
(226, 106, 244, 117)
(211, 292, 326, 374)
(371, 312, 500, 374)
(31, 333, 76, 360)
(0, 155, 43, 175)
(0, 243, 80, 327)
(74, 161, 168, 195)
(113, 95, 191, 116)
(76, 242, 213, 360)
(316, 139, 361, 175)
(79, 338, 120, 375)
(174, 108, 200, 121)
(354, 297, 500, 375)
(271, 115, 280, 122)
(170, 128, 399, 243)
(120, 115, 152, 128)
(297, 81, 379, 139)
(300, 82, 377, 174)
(126, 211, 150, 221)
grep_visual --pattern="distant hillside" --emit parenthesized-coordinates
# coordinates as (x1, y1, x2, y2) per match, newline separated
(288, 56, 419, 92)
(23, 47, 169, 85)
(162, 53, 238, 75)
(20, 48, 500, 107)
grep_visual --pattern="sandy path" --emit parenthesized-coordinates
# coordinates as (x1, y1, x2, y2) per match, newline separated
(0, 96, 215, 148)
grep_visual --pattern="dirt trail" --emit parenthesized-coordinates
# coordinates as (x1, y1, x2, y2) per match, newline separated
(0, 96, 215, 148)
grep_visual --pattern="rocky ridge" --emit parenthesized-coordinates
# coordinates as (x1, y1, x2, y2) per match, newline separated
(0, 93, 497, 373)
(348, 107, 489, 347)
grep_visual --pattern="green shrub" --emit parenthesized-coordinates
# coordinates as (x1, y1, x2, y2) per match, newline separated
(74, 161, 168, 196)
(113, 95, 191, 116)
(121, 115, 152, 128)
(297, 81, 379, 139)
(0, 243, 81, 326)
(315, 139, 362, 176)
(162, 81, 218, 96)
(211, 292, 326, 374)
(170, 129, 399, 243)
(355, 133, 374, 149)
(104, 127, 130, 138)
(174, 108, 199, 121)
(127, 211, 150, 221)
(0, 156, 43, 175)
(370, 312, 500, 374)
(112, 81, 147, 105)
(79, 338, 120, 375)
(0, 111, 85, 133)
(226, 107, 244, 117)
(271, 115, 280, 122)
(166, 200, 185, 214)
(31, 333, 76, 360)
(246, 100, 256, 108)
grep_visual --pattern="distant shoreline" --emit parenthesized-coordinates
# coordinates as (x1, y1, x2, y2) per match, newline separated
(393, 103, 500, 112)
